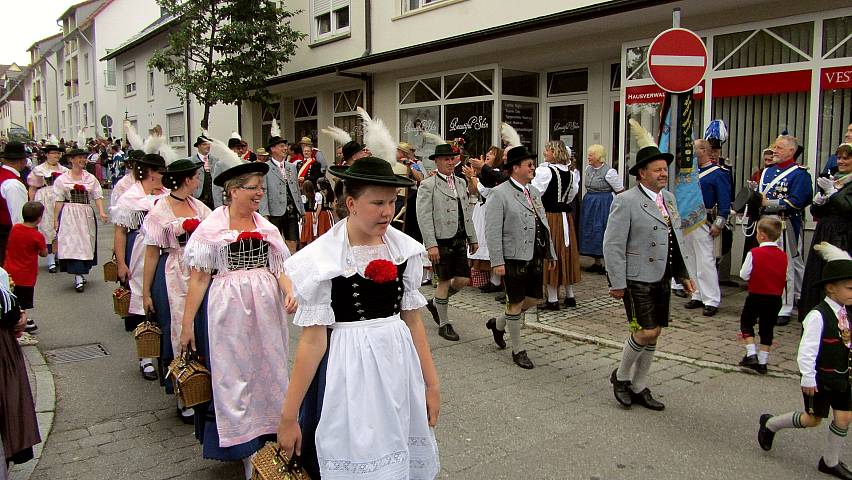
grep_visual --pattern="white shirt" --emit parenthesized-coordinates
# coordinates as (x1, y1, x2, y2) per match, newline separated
(0, 165, 27, 225)
(435, 171, 457, 197)
(798, 297, 848, 388)
(602, 166, 624, 192)
(531, 163, 579, 203)
(739, 241, 778, 281)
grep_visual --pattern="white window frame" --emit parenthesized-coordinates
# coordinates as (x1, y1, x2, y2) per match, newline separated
(166, 109, 185, 146)
(147, 70, 155, 100)
(123, 62, 136, 97)
(311, 0, 350, 42)
(105, 58, 116, 89)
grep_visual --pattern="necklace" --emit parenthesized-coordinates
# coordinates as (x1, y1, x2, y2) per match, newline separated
(169, 193, 187, 202)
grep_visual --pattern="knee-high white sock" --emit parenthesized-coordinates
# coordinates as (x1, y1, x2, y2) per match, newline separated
(75, 274, 83, 284)
(47, 253, 55, 266)
(616, 335, 644, 382)
(825, 422, 848, 467)
(766, 411, 806, 432)
(630, 343, 656, 393)
(505, 314, 523, 352)
(565, 285, 574, 298)
(243, 456, 254, 480)
(546, 285, 558, 303)
(434, 297, 450, 326)
(490, 272, 500, 286)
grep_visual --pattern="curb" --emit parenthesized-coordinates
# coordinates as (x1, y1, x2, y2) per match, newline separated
(9, 346, 56, 480)
(526, 321, 799, 380)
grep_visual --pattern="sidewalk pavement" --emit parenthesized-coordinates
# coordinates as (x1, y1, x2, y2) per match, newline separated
(9, 346, 56, 480)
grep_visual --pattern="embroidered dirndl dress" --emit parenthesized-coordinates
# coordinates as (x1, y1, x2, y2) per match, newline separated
(28, 163, 68, 243)
(182, 206, 292, 460)
(54, 171, 103, 274)
(285, 219, 440, 479)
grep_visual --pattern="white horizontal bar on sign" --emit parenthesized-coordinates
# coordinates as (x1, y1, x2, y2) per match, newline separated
(650, 55, 706, 67)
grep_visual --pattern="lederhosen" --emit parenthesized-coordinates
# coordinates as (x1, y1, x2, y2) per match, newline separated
(503, 182, 549, 304)
(804, 301, 852, 418)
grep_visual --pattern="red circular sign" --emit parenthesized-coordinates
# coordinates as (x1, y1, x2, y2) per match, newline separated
(648, 28, 708, 93)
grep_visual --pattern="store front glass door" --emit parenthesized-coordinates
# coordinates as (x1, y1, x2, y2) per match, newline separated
(548, 103, 585, 164)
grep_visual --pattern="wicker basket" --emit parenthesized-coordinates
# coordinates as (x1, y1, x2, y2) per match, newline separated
(103, 259, 118, 282)
(168, 351, 212, 408)
(112, 287, 131, 316)
(133, 321, 162, 358)
(251, 442, 311, 480)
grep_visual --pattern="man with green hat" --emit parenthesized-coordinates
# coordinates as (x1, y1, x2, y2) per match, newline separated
(0, 141, 29, 264)
(418, 143, 477, 341)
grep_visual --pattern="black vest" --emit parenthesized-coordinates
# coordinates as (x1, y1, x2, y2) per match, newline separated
(815, 301, 850, 391)
(330, 261, 407, 322)
(541, 166, 573, 213)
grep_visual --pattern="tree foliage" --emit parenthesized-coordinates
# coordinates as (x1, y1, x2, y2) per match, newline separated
(149, 0, 305, 128)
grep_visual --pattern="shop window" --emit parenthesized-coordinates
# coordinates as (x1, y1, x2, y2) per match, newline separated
(312, 0, 350, 40)
(501, 70, 538, 98)
(333, 89, 363, 114)
(610, 63, 621, 91)
(333, 115, 364, 145)
(547, 69, 588, 96)
(400, 106, 441, 163)
(626, 46, 650, 81)
(167, 111, 185, 145)
(712, 92, 808, 191)
(445, 70, 493, 99)
(818, 88, 852, 173)
(294, 119, 318, 145)
(294, 97, 317, 118)
(399, 77, 440, 104)
(502, 101, 537, 151)
(823, 16, 852, 59)
(445, 101, 492, 158)
(713, 23, 813, 70)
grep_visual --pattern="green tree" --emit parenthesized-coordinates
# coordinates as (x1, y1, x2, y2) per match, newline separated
(149, 0, 304, 129)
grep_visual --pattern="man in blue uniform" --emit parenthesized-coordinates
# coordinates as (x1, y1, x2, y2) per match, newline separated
(706, 131, 736, 287)
(758, 135, 813, 325)
(681, 139, 731, 316)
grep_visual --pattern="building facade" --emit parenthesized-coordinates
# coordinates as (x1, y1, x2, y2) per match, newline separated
(0, 63, 27, 140)
(22, 34, 64, 141)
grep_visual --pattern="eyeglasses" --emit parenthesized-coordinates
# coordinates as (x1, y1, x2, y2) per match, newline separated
(237, 185, 265, 192)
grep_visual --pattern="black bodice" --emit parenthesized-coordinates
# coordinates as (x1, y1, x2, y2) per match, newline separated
(330, 260, 408, 323)
(226, 238, 269, 271)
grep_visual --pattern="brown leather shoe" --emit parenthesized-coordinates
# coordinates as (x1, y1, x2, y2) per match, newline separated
(438, 324, 459, 341)
(512, 350, 534, 369)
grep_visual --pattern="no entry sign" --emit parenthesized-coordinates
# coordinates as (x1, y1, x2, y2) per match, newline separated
(648, 28, 707, 93)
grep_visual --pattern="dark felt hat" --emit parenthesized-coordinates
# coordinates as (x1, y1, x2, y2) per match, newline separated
(162, 158, 202, 188)
(213, 161, 269, 187)
(65, 146, 89, 158)
(817, 260, 852, 286)
(341, 140, 365, 162)
(42, 143, 65, 154)
(503, 145, 537, 168)
(126, 149, 145, 161)
(266, 136, 287, 151)
(628, 146, 674, 176)
(193, 135, 211, 148)
(1, 142, 27, 160)
(228, 138, 242, 149)
(429, 143, 456, 160)
(137, 153, 166, 169)
(328, 156, 414, 187)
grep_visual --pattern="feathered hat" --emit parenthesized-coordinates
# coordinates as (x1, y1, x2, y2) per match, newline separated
(65, 129, 89, 157)
(322, 125, 363, 163)
(813, 242, 852, 286)
(135, 128, 166, 170)
(209, 132, 268, 187)
(266, 119, 287, 150)
(356, 107, 397, 166)
(228, 131, 243, 149)
(43, 134, 64, 153)
(159, 134, 200, 189)
(704, 120, 728, 149)
(628, 118, 673, 176)
(501, 122, 535, 168)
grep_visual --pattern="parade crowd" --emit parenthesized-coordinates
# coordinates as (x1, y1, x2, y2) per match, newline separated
(0, 113, 850, 479)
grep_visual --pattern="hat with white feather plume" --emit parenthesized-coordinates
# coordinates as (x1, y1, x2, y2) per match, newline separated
(266, 119, 287, 150)
(65, 129, 89, 157)
(322, 125, 364, 164)
(209, 131, 268, 187)
(628, 118, 673, 176)
(356, 107, 397, 167)
(813, 242, 852, 286)
(43, 134, 64, 153)
(501, 122, 536, 168)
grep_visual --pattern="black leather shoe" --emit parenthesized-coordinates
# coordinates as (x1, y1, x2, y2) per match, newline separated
(140, 363, 158, 381)
(630, 388, 665, 411)
(584, 264, 604, 274)
(563, 297, 577, 308)
(777, 316, 791, 326)
(672, 289, 688, 298)
(48, 264, 57, 273)
(75, 282, 85, 293)
(512, 350, 535, 369)
(486, 318, 506, 349)
(438, 324, 460, 341)
(702, 306, 719, 316)
(479, 283, 502, 293)
(177, 407, 195, 424)
(739, 354, 759, 368)
(684, 299, 704, 309)
(610, 369, 632, 407)
(755, 364, 768, 375)
(539, 301, 560, 311)
(819, 458, 852, 480)
(425, 299, 439, 325)
(758, 413, 775, 451)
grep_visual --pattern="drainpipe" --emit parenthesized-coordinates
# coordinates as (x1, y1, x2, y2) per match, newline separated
(76, 28, 99, 138)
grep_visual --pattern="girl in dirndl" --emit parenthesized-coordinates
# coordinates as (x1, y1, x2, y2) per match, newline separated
(178, 141, 296, 480)
(299, 178, 336, 245)
(53, 146, 109, 292)
(112, 152, 168, 381)
(141, 155, 211, 422)
(278, 156, 440, 480)
(27, 140, 68, 272)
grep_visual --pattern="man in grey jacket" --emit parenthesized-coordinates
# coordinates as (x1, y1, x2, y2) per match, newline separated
(484, 145, 556, 369)
(260, 135, 304, 253)
(418, 143, 477, 341)
(604, 120, 694, 411)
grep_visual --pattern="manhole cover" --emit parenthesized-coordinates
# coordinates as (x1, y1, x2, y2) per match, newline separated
(44, 343, 110, 364)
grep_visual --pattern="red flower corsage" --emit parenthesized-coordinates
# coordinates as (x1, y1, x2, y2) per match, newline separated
(182, 218, 201, 235)
(236, 231, 264, 241)
(72, 184, 86, 192)
(51, 172, 62, 178)
(364, 259, 398, 284)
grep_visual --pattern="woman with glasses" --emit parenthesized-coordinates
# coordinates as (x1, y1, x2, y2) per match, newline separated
(179, 141, 297, 479)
